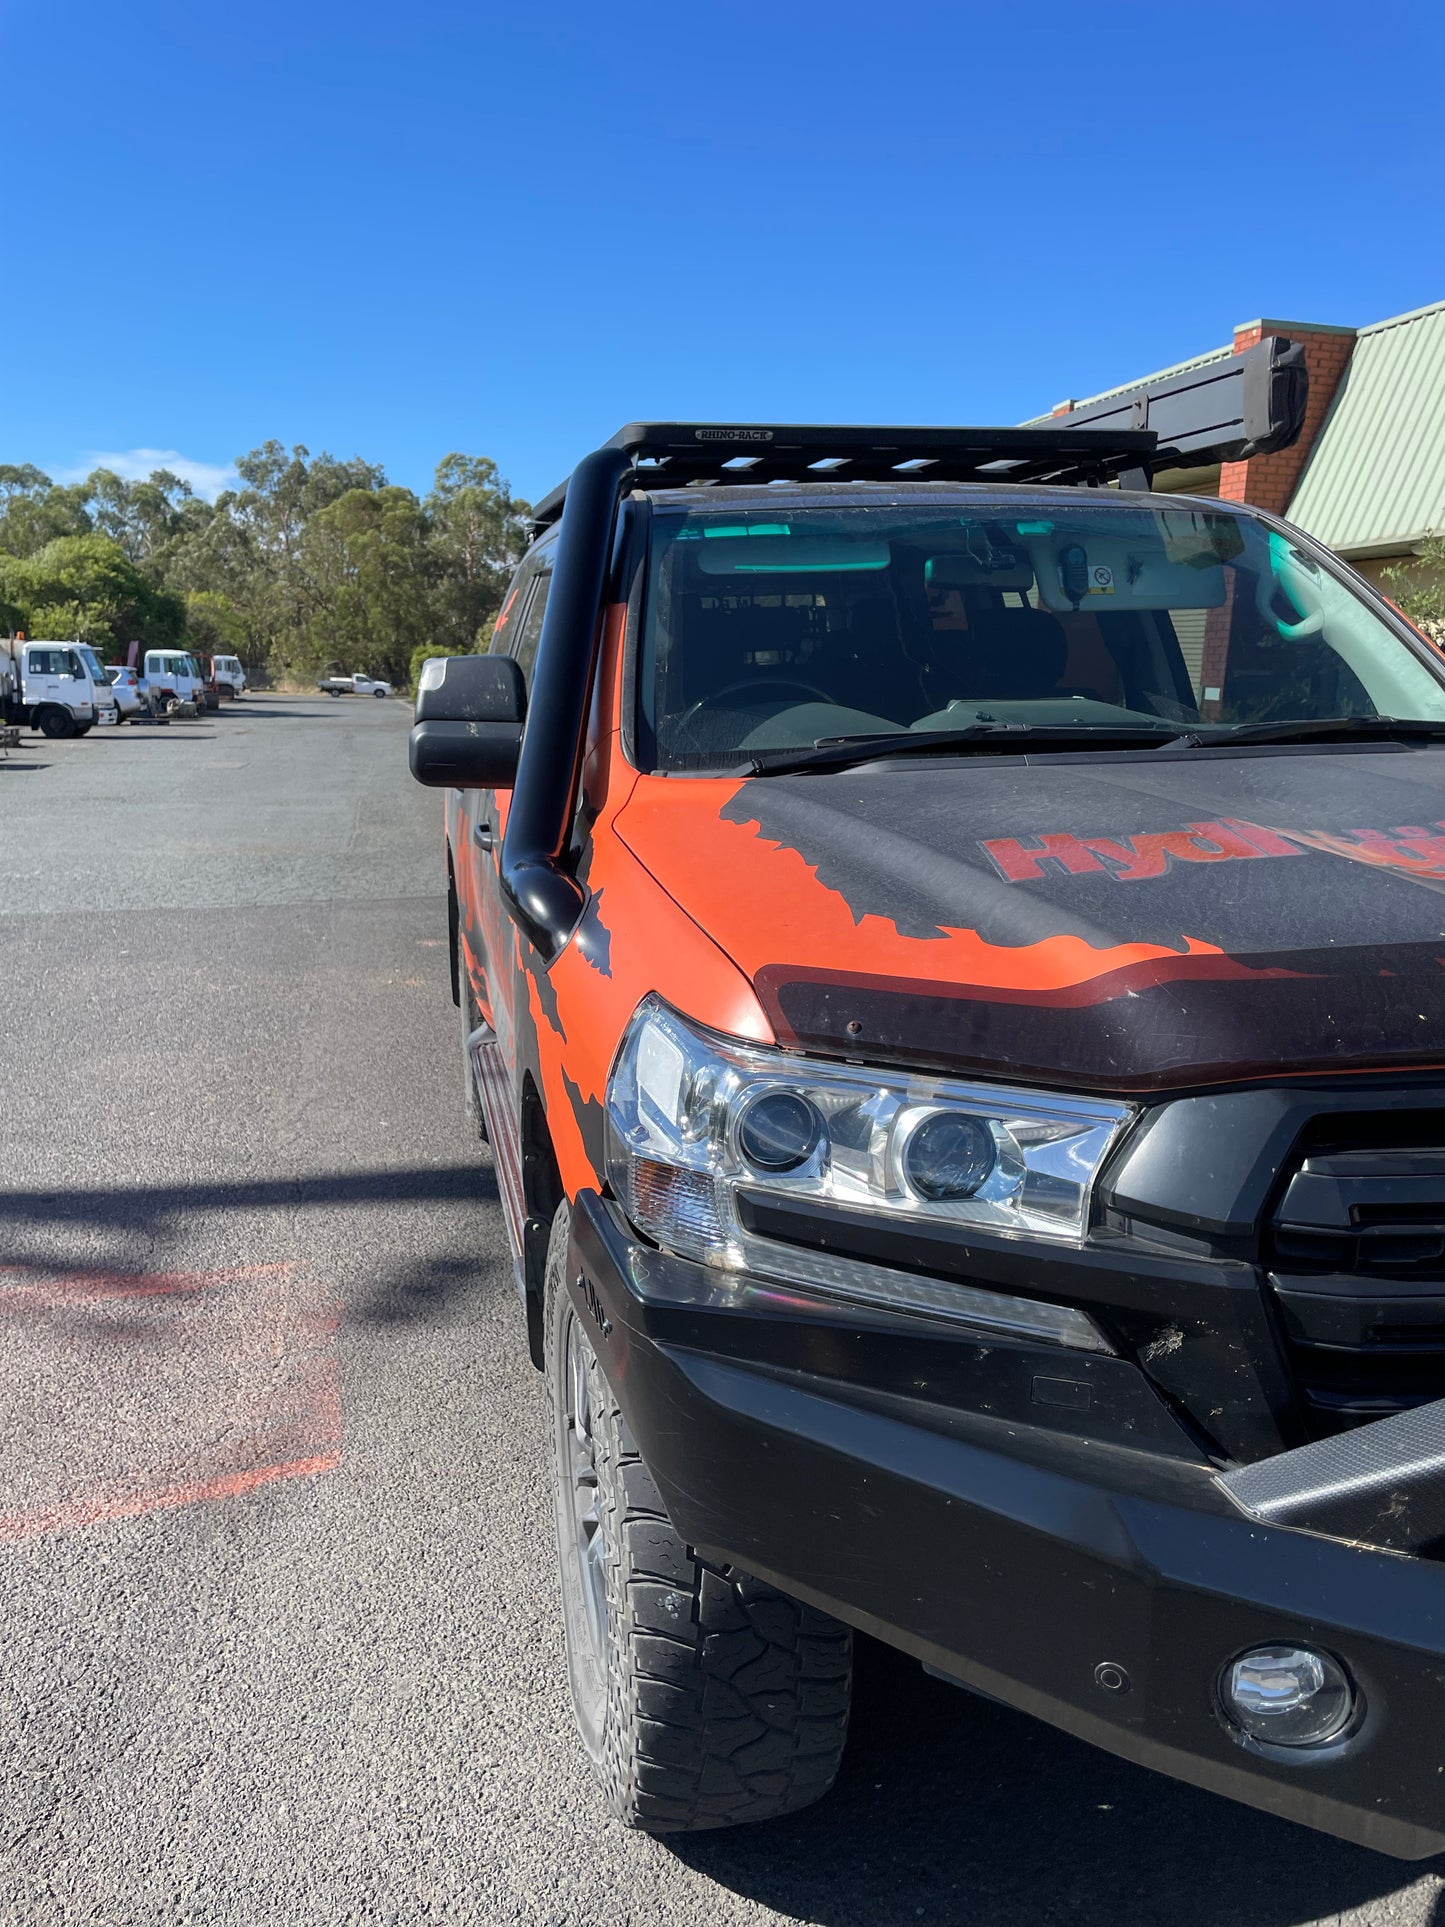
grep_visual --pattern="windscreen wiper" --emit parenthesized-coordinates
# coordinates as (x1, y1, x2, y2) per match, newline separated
(746, 722, 1189, 777)
(1200, 716, 1445, 748)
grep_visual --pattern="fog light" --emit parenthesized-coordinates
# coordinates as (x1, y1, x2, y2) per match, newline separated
(1220, 1645, 1354, 1748)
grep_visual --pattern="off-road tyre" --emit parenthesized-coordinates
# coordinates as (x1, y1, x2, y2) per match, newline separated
(37, 707, 74, 740)
(544, 1202, 852, 1832)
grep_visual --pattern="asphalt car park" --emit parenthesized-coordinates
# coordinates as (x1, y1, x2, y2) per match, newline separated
(3, 695, 1445, 1926)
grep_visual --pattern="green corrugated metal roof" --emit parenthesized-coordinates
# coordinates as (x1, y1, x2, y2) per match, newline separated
(1287, 300, 1445, 556)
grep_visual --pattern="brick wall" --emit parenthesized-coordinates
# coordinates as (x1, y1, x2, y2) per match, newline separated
(1216, 321, 1356, 514)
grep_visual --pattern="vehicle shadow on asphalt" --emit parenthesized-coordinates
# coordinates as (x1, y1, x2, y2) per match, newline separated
(219, 707, 337, 720)
(0, 1164, 497, 1237)
(670, 1637, 1433, 1926)
(349, 1250, 499, 1327)
(233, 701, 399, 718)
(106, 730, 216, 742)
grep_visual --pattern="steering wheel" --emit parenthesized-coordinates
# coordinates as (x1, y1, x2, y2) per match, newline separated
(677, 677, 834, 731)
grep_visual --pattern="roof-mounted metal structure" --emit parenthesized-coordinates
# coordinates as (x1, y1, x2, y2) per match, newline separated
(528, 337, 1308, 533)
(1053, 334, 1308, 467)
(529, 423, 1155, 531)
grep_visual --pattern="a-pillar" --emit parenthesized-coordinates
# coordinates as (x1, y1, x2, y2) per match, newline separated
(1198, 318, 1358, 715)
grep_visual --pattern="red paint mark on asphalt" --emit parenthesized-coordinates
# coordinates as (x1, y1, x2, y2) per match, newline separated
(0, 1262, 342, 1543)
(0, 1261, 293, 1303)
(0, 1454, 341, 1546)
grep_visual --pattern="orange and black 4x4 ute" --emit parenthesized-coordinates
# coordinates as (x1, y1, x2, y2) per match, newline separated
(410, 351, 1445, 1857)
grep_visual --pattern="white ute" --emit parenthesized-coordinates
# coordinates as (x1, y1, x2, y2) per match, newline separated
(317, 670, 393, 698)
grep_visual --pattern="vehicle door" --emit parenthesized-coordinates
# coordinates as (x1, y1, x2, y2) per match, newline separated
(24, 647, 61, 711)
(459, 535, 556, 1067)
(26, 646, 84, 715)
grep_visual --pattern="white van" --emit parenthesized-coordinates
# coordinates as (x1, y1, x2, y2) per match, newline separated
(143, 649, 204, 709)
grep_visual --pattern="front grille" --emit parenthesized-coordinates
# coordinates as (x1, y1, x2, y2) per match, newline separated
(1268, 1116, 1445, 1434)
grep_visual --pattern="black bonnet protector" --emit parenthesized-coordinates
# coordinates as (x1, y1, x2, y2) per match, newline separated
(725, 746, 1445, 1094)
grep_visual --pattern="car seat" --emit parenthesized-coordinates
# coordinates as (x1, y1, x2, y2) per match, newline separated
(946, 605, 1069, 701)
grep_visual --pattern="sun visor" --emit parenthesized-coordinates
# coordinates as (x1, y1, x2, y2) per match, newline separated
(694, 533, 891, 575)
(1027, 532, 1226, 612)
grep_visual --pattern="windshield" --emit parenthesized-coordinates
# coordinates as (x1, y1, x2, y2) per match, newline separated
(638, 499, 1445, 769)
(78, 646, 107, 687)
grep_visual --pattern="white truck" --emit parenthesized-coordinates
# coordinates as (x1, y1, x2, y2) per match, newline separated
(317, 670, 393, 698)
(209, 653, 247, 699)
(0, 637, 118, 737)
(143, 648, 206, 712)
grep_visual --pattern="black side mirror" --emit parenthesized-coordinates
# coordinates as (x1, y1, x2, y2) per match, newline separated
(409, 654, 527, 790)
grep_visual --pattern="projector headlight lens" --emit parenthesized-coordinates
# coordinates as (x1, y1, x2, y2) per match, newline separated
(737, 1090, 823, 1174)
(903, 1112, 996, 1201)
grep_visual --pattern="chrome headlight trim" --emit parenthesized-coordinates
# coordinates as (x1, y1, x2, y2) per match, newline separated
(604, 996, 1128, 1350)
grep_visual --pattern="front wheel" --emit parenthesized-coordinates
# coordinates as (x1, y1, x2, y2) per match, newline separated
(373, 686, 386, 698)
(37, 707, 74, 739)
(73, 723, 93, 736)
(544, 1203, 852, 1832)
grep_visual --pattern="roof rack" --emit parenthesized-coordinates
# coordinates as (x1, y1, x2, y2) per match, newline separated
(527, 337, 1308, 532)
(528, 423, 1155, 531)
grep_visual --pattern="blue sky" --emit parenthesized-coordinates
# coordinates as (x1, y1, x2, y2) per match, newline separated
(5, 0, 1442, 508)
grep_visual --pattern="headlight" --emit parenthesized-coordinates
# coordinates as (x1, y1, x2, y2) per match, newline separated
(604, 997, 1128, 1349)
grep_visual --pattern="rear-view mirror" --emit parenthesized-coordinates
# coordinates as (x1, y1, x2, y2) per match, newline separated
(409, 654, 527, 790)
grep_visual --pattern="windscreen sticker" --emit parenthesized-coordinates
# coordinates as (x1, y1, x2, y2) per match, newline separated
(983, 819, 1445, 886)
(1087, 565, 1115, 594)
